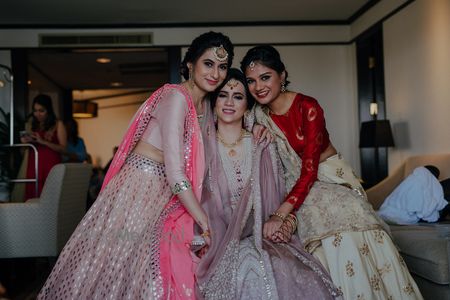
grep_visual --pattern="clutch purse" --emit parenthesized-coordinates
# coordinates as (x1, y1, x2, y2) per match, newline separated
(191, 235, 206, 252)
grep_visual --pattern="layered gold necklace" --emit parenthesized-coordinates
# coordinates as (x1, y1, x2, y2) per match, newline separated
(216, 129, 245, 157)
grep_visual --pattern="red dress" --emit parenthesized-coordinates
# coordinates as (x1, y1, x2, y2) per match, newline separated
(270, 93, 330, 210)
(25, 128, 61, 200)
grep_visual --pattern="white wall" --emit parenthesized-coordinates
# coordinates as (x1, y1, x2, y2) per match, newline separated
(383, 0, 450, 171)
(76, 90, 150, 167)
(233, 45, 360, 172)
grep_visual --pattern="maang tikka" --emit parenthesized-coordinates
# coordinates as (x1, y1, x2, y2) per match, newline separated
(226, 78, 239, 90)
(249, 61, 256, 71)
(212, 45, 228, 62)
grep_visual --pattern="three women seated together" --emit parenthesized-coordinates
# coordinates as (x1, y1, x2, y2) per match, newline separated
(38, 32, 423, 299)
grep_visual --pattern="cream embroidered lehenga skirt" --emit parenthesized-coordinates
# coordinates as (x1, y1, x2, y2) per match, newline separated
(296, 157, 423, 300)
(38, 153, 183, 299)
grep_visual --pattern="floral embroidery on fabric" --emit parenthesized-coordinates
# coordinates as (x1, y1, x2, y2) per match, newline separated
(403, 283, 415, 295)
(356, 294, 366, 300)
(373, 230, 385, 244)
(287, 195, 298, 205)
(336, 168, 344, 178)
(370, 274, 381, 291)
(307, 107, 317, 121)
(377, 263, 392, 277)
(332, 233, 342, 247)
(305, 158, 314, 172)
(359, 243, 370, 256)
(346, 260, 355, 277)
(296, 130, 304, 141)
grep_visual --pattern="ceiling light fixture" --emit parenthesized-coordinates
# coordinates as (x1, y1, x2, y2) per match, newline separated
(73, 101, 98, 118)
(96, 57, 111, 64)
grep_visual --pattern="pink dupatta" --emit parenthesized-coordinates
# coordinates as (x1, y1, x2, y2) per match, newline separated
(101, 83, 205, 299)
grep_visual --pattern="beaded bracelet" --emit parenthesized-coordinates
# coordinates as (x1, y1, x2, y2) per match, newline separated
(269, 212, 286, 221)
(171, 180, 192, 194)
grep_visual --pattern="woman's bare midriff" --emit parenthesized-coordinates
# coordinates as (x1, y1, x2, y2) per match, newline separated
(132, 140, 164, 163)
(319, 143, 337, 163)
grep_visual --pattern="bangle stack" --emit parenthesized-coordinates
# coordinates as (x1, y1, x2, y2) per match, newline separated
(284, 213, 298, 232)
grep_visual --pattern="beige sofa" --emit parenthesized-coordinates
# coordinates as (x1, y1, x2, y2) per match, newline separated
(366, 153, 450, 300)
(0, 163, 92, 258)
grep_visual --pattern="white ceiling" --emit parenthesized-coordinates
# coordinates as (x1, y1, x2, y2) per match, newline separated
(5, 0, 376, 91)
(2, 0, 373, 26)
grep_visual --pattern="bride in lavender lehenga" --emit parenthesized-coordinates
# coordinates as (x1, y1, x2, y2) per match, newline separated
(195, 69, 341, 300)
(37, 32, 234, 300)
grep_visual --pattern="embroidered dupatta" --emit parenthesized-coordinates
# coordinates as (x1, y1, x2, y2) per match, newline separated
(195, 108, 339, 299)
(254, 105, 387, 250)
(101, 83, 205, 299)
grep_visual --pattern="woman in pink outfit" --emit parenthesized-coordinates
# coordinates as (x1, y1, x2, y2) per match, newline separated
(38, 31, 233, 300)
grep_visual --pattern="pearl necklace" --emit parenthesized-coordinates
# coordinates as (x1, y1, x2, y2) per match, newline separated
(216, 129, 246, 157)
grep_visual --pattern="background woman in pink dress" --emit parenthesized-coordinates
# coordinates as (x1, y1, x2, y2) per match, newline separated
(38, 31, 234, 300)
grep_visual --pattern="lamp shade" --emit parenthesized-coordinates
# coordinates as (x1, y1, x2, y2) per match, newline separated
(359, 120, 395, 148)
(73, 101, 98, 118)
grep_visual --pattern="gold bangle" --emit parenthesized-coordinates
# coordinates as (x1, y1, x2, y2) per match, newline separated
(171, 180, 192, 194)
(285, 214, 298, 231)
(270, 212, 286, 221)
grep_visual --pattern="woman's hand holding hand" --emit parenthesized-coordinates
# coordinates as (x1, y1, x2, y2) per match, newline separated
(271, 222, 294, 243)
(263, 216, 284, 240)
(271, 213, 298, 243)
(195, 227, 211, 258)
(252, 124, 274, 147)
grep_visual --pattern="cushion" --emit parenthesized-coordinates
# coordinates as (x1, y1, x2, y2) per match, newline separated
(390, 224, 450, 284)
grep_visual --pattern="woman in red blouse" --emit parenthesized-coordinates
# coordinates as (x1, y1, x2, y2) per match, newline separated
(241, 45, 422, 300)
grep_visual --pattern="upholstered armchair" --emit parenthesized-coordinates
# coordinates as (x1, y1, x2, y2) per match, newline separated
(0, 163, 92, 258)
(366, 153, 450, 300)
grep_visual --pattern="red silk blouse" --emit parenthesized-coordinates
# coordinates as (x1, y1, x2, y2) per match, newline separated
(270, 93, 330, 210)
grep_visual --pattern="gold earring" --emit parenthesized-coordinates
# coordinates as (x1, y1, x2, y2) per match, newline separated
(189, 68, 195, 88)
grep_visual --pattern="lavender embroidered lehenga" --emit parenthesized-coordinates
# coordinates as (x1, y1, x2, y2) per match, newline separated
(195, 109, 340, 300)
(38, 84, 204, 299)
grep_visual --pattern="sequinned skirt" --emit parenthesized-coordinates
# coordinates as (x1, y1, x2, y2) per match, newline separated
(38, 153, 176, 300)
(235, 237, 338, 300)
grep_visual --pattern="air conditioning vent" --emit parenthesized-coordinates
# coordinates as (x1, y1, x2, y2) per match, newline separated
(39, 33, 153, 47)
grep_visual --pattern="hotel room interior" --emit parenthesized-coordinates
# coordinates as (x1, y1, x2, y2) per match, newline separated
(0, 0, 449, 299)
